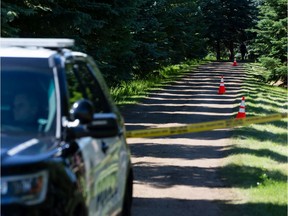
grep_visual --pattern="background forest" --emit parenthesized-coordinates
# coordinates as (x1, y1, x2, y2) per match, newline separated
(1, 0, 287, 86)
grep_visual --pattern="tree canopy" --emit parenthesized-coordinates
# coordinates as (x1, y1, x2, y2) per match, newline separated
(199, 0, 257, 60)
(250, 0, 287, 84)
(1, 0, 285, 85)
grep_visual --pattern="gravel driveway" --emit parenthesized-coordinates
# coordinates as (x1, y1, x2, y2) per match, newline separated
(122, 62, 246, 216)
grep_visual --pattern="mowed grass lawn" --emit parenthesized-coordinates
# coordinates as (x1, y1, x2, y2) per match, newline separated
(220, 63, 288, 216)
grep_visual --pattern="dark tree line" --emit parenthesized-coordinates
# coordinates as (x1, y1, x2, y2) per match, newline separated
(199, 0, 257, 61)
(250, 0, 287, 84)
(1, 0, 285, 85)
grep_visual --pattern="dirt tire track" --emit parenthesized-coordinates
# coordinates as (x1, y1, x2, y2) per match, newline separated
(122, 62, 246, 216)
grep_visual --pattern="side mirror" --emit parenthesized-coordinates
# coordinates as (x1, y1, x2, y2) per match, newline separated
(70, 99, 94, 124)
(88, 113, 120, 138)
(64, 113, 120, 139)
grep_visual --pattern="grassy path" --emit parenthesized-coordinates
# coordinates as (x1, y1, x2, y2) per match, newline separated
(120, 61, 287, 216)
(122, 62, 246, 216)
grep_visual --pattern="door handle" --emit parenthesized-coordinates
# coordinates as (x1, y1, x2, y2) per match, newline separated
(101, 141, 109, 154)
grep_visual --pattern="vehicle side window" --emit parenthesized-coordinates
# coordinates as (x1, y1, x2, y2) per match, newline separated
(66, 61, 111, 113)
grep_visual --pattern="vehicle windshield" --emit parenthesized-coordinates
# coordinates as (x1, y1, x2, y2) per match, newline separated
(1, 66, 57, 137)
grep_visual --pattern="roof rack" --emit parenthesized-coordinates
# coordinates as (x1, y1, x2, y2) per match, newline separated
(0, 38, 75, 48)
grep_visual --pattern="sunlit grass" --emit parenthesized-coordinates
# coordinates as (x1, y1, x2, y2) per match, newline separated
(110, 79, 161, 105)
(251, 180, 287, 203)
(221, 63, 288, 216)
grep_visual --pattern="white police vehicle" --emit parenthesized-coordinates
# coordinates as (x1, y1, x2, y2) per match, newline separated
(0, 38, 133, 216)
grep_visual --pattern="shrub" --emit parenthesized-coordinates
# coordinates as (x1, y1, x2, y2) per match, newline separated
(259, 57, 287, 85)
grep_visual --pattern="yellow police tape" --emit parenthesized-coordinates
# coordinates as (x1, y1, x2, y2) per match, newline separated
(126, 113, 288, 138)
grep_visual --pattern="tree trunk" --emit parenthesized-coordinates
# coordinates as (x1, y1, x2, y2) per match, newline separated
(216, 40, 221, 61)
(228, 41, 234, 61)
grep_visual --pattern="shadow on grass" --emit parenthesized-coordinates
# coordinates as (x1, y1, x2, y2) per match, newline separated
(247, 104, 282, 115)
(235, 127, 287, 146)
(132, 197, 287, 216)
(242, 78, 287, 98)
(242, 87, 287, 100)
(251, 98, 287, 109)
(220, 164, 287, 188)
(268, 120, 288, 129)
(219, 201, 287, 216)
(229, 147, 287, 163)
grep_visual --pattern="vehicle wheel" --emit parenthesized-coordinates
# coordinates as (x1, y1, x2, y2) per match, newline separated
(73, 204, 87, 216)
(121, 168, 133, 216)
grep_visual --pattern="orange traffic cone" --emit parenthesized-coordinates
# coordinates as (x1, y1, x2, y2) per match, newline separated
(232, 58, 237, 66)
(218, 76, 226, 94)
(236, 96, 246, 118)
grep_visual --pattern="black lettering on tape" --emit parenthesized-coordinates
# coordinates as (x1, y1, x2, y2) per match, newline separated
(126, 113, 287, 138)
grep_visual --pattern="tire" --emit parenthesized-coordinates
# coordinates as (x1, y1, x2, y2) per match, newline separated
(121, 168, 133, 216)
(73, 204, 88, 216)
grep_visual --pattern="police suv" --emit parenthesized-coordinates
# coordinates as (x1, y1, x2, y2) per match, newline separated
(0, 38, 133, 216)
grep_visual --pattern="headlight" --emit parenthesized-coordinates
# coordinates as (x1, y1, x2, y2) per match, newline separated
(1, 170, 48, 205)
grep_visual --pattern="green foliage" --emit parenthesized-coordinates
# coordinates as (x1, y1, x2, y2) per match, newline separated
(111, 80, 157, 105)
(260, 57, 281, 70)
(3, 0, 284, 86)
(199, 0, 257, 60)
(250, 0, 287, 84)
(1, 0, 211, 85)
(130, 0, 207, 78)
(259, 57, 287, 85)
(130, 0, 168, 77)
(1, 0, 137, 84)
(1, 1, 36, 36)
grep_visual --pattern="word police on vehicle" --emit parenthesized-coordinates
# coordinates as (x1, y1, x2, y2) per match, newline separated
(0, 38, 133, 216)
